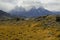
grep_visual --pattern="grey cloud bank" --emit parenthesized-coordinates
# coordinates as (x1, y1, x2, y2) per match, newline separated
(0, 0, 60, 12)
(0, 0, 17, 12)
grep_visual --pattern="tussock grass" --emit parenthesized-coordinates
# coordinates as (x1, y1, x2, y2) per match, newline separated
(0, 15, 60, 40)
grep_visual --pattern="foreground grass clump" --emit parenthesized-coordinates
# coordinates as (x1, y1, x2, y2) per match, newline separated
(0, 15, 60, 40)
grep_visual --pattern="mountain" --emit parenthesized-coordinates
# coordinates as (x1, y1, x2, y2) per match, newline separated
(52, 11, 60, 15)
(10, 7, 53, 18)
(23, 7, 52, 17)
(0, 10, 12, 20)
(10, 7, 26, 18)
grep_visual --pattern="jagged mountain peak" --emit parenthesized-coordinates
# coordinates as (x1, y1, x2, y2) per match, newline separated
(9, 7, 52, 18)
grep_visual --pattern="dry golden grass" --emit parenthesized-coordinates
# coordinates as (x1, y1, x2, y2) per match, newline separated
(0, 15, 60, 40)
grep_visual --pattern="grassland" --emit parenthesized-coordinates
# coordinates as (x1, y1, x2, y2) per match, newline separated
(0, 15, 60, 40)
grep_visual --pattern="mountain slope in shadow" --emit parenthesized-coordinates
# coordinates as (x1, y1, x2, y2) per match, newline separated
(0, 10, 12, 20)
(10, 7, 53, 18)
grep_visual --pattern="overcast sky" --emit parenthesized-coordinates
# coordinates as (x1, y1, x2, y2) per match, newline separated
(0, 0, 60, 12)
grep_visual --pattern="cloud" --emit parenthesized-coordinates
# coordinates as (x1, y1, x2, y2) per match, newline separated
(43, 4, 60, 11)
(42, 0, 60, 11)
(0, 0, 17, 4)
(17, 0, 42, 8)
(16, 0, 43, 11)
(0, 0, 42, 12)
(0, 0, 17, 12)
(0, 0, 60, 12)
(50, 0, 60, 3)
